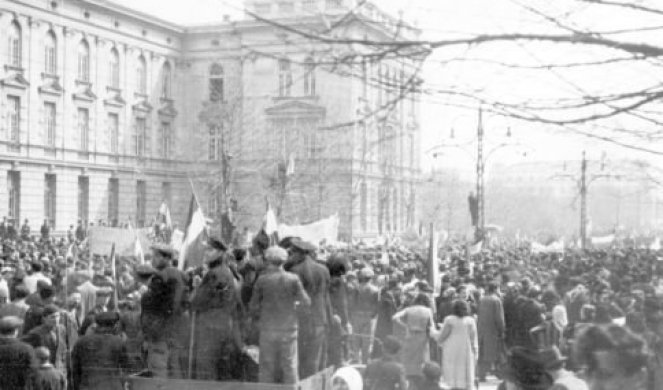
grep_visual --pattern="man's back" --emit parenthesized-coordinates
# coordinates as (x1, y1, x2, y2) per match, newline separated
(288, 257, 330, 326)
(72, 332, 127, 389)
(250, 268, 309, 332)
(0, 337, 36, 390)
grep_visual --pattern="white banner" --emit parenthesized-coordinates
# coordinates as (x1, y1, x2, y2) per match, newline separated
(531, 240, 565, 254)
(591, 234, 615, 247)
(277, 214, 339, 246)
(88, 227, 152, 256)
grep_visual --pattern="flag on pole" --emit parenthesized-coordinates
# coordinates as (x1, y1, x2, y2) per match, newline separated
(109, 243, 118, 311)
(428, 222, 440, 294)
(178, 195, 208, 270)
(66, 243, 78, 266)
(468, 240, 483, 256)
(286, 153, 295, 176)
(134, 236, 145, 265)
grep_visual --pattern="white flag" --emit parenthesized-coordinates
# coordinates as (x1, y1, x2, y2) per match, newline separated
(134, 236, 145, 265)
(178, 195, 208, 270)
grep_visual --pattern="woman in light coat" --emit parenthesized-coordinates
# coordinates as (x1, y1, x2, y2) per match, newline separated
(433, 300, 478, 390)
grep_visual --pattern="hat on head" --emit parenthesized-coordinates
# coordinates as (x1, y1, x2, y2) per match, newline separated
(95, 311, 120, 327)
(96, 286, 113, 297)
(35, 346, 50, 361)
(539, 346, 567, 370)
(422, 361, 442, 380)
(358, 267, 374, 279)
(502, 347, 553, 390)
(136, 264, 156, 277)
(290, 238, 317, 253)
(42, 304, 60, 317)
(151, 243, 175, 259)
(208, 237, 227, 252)
(0, 316, 23, 333)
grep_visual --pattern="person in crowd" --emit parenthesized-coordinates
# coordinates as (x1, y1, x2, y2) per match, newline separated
(34, 346, 66, 390)
(0, 216, 7, 239)
(0, 284, 30, 322)
(574, 324, 649, 390)
(420, 361, 444, 390)
(327, 254, 350, 367)
(0, 316, 36, 390)
(23, 304, 68, 375)
(374, 275, 401, 358)
(392, 292, 436, 390)
(434, 299, 478, 390)
(40, 220, 50, 242)
(79, 287, 112, 336)
(23, 283, 57, 334)
(25, 260, 52, 294)
(364, 335, 408, 390)
(190, 238, 242, 380)
(140, 244, 188, 379)
(71, 312, 128, 390)
(287, 238, 332, 378)
(118, 298, 143, 373)
(21, 219, 31, 241)
(498, 346, 553, 390)
(67, 225, 74, 244)
(349, 267, 378, 364)
(249, 246, 311, 384)
(436, 287, 457, 324)
(75, 221, 86, 243)
(539, 346, 587, 390)
(7, 219, 17, 240)
(477, 281, 506, 382)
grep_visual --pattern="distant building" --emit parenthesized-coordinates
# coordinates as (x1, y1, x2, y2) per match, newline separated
(0, 0, 422, 240)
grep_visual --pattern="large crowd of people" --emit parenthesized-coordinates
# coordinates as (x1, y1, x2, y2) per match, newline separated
(0, 218, 661, 390)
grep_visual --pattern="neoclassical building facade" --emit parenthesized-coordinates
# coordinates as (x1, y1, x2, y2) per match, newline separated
(0, 0, 422, 240)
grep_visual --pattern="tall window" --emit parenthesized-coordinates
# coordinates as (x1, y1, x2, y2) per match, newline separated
(108, 113, 119, 154)
(159, 122, 171, 157)
(303, 57, 316, 96)
(278, 59, 292, 97)
(109, 48, 119, 88)
(107, 178, 119, 227)
(209, 63, 224, 102)
(44, 102, 56, 147)
(161, 62, 172, 98)
(78, 108, 89, 151)
(77, 40, 90, 81)
(136, 180, 146, 227)
(7, 171, 20, 223)
(136, 55, 147, 94)
(44, 174, 56, 228)
(360, 182, 367, 232)
(7, 96, 20, 145)
(44, 30, 56, 75)
(135, 117, 146, 156)
(208, 125, 222, 160)
(78, 176, 89, 224)
(8, 21, 21, 67)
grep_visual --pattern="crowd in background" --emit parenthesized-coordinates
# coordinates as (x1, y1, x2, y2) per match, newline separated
(0, 218, 661, 390)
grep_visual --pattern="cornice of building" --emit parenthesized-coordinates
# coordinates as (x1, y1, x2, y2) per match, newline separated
(79, 0, 186, 33)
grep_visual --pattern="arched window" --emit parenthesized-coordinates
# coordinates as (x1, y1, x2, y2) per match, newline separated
(209, 63, 224, 102)
(109, 47, 119, 88)
(77, 39, 90, 81)
(8, 21, 21, 67)
(136, 55, 147, 94)
(303, 57, 316, 96)
(278, 59, 292, 97)
(44, 30, 57, 74)
(161, 61, 172, 98)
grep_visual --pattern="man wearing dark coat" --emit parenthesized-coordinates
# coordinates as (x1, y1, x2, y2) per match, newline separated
(190, 238, 242, 380)
(71, 312, 128, 390)
(286, 238, 333, 379)
(34, 346, 66, 390)
(364, 336, 408, 390)
(141, 244, 188, 378)
(23, 304, 68, 375)
(477, 282, 506, 381)
(0, 316, 36, 390)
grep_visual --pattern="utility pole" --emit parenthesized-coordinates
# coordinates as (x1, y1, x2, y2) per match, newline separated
(580, 151, 588, 250)
(476, 108, 485, 234)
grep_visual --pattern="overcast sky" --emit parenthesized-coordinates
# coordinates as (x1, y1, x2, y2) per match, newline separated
(112, 0, 663, 178)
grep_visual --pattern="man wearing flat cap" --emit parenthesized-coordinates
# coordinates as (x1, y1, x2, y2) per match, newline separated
(79, 287, 112, 336)
(190, 237, 242, 380)
(23, 304, 67, 376)
(0, 316, 36, 390)
(141, 243, 188, 378)
(286, 238, 333, 378)
(72, 311, 128, 390)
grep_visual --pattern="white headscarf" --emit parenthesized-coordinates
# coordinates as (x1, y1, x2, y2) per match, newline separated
(331, 366, 363, 390)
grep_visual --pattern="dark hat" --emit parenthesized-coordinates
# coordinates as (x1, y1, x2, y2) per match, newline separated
(151, 243, 175, 259)
(383, 335, 402, 354)
(96, 286, 113, 297)
(208, 237, 227, 251)
(95, 311, 120, 327)
(422, 361, 442, 380)
(0, 316, 23, 333)
(539, 346, 567, 370)
(136, 264, 156, 277)
(42, 304, 60, 317)
(290, 238, 317, 253)
(34, 346, 50, 361)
